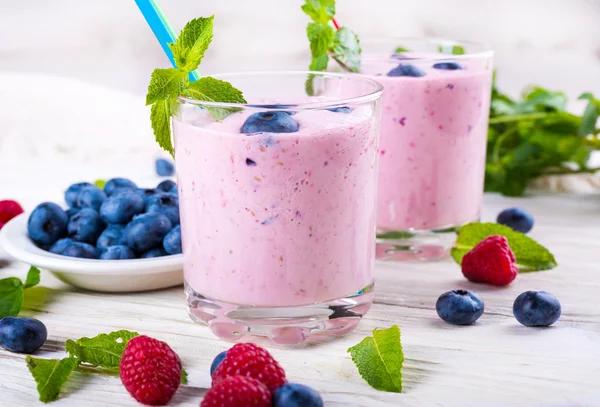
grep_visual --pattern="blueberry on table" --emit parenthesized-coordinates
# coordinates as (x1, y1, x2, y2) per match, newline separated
(62, 242, 99, 259)
(433, 61, 463, 70)
(155, 158, 175, 176)
(156, 180, 177, 194)
(75, 185, 106, 211)
(513, 291, 561, 327)
(145, 193, 180, 226)
(210, 350, 228, 376)
(241, 111, 299, 133)
(64, 182, 92, 208)
(387, 64, 426, 77)
(99, 191, 145, 224)
(96, 224, 125, 250)
(163, 225, 182, 255)
(67, 208, 106, 244)
(273, 383, 324, 407)
(0, 317, 47, 354)
(27, 202, 69, 247)
(49, 238, 74, 255)
(325, 106, 352, 113)
(436, 289, 484, 325)
(104, 178, 137, 196)
(100, 245, 136, 260)
(497, 207, 534, 233)
(124, 213, 172, 253)
(141, 247, 168, 258)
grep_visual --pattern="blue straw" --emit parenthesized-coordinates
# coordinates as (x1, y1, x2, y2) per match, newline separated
(134, 0, 200, 81)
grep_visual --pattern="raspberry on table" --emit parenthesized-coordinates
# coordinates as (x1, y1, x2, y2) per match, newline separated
(212, 343, 287, 393)
(461, 235, 518, 286)
(201, 376, 271, 407)
(119, 335, 182, 406)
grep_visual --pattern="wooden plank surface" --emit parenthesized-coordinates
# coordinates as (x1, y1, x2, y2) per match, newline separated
(0, 193, 599, 407)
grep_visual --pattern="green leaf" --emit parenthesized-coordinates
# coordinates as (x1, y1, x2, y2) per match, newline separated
(307, 22, 334, 72)
(301, 0, 335, 24)
(332, 27, 361, 72)
(451, 222, 557, 271)
(66, 330, 139, 368)
(438, 45, 465, 55)
(26, 356, 80, 403)
(310, 54, 329, 71)
(93, 179, 106, 189)
(579, 100, 598, 137)
(172, 16, 214, 72)
(146, 68, 188, 106)
(376, 231, 416, 240)
(0, 277, 24, 318)
(516, 87, 567, 113)
(181, 368, 188, 385)
(348, 324, 403, 393)
(394, 46, 410, 53)
(150, 98, 174, 156)
(24, 266, 41, 289)
(183, 76, 246, 121)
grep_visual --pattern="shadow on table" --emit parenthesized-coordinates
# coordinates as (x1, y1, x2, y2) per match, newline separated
(21, 286, 61, 316)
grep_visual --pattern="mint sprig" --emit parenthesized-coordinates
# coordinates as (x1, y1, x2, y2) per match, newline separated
(451, 222, 557, 271)
(0, 266, 40, 318)
(65, 330, 139, 368)
(347, 324, 403, 393)
(27, 356, 79, 403)
(146, 15, 247, 156)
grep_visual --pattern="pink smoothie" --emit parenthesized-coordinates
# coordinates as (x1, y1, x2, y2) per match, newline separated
(174, 105, 379, 307)
(361, 56, 492, 231)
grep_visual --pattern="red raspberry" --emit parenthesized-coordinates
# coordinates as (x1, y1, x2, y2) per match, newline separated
(201, 376, 271, 407)
(119, 335, 182, 406)
(0, 200, 24, 228)
(461, 235, 518, 286)
(212, 343, 286, 393)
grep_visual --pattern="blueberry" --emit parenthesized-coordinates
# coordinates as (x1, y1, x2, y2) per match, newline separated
(273, 383, 324, 407)
(100, 245, 136, 260)
(156, 180, 177, 194)
(65, 182, 92, 208)
(241, 111, 299, 134)
(49, 238, 74, 254)
(27, 202, 69, 247)
(67, 208, 105, 244)
(96, 224, 125, 250)
(387, 64, 426, 77)
(497, 207, 534, 233)
(66, 208, 80, 219)
(62, 242, 98, 259)
(326, 106, 352, 113)
(145, 193, 180, 225)
(513, 291, 561, 327)
(155, 158, 175, 176)
(436, 290, 484, 325)
(210, 350, 228, 376)
(163, 225, 182, 255)
(99, 190, 145, 224)
(433, 62, 463, 70)
(141, 247, 167, 258)
(124, 213, 172, 253)
(136, 188, 160, 203)
(104, 178, 137, 196)
(0, 317, 47, 354)
(75, 185, 106, 211)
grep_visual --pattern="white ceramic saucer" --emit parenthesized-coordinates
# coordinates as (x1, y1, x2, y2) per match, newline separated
(0, 214, 184, 293)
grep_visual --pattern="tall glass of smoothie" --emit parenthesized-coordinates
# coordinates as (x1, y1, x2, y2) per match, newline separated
(333, 38, 493, 261)
(173, 71, 383, 344)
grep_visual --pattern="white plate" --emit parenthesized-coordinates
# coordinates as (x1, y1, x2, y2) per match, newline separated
(0, 214, 184, 293)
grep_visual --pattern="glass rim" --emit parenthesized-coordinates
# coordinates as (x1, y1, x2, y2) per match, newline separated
(177, 70, 384, 110)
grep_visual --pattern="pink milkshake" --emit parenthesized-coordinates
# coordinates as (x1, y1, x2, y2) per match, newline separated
(173, 72, 382, 344)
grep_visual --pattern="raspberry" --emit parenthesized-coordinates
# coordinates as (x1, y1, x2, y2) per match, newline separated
(119, 335, 182, 406)
(212, 343, 287, 393)
(0, 200, 24, 228)
(461, 235, 518, 286)
(201, 376, 271, 407)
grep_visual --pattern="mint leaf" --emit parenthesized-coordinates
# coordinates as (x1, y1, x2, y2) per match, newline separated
(439, 44, 465, 55)
(394, 46, 410, 53)
(301, 0, 335, 24)
(151, 98, 175, 155)
(24, 266, 41, 289)
(0, 277, 23, 318)
(93, 179, 106, 189)
(451, 222, 557, 271)
(146, 68, 188, 106)
(307, 22, 334, 71)
(171, 16, 214, 72)
(183, 76, 246, 121)
(181, 368, 188, 385)
(579, 99, 598, 137)
(348, 324, 403, 393)
(66, 330, 139, 368)
(26, 356, 80, 403)
(332, 27, 361, 72)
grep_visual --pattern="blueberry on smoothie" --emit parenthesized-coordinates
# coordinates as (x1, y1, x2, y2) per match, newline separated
(99, 190, 145, 224)
(141, 247, 168, 258)
(67, 208, 105, 244)
(124, 213, 172, 253)
(241, 111, 299, 133)
(156, 180, 177, 194)
(96, 224, 125, 250)
(62, 242, 99, 259)
(104, 178, 137, 196)
(433, 61, 463, 70)
(326, 106, 352, 113)
(387, 64, 425, 77)
(163, 225, 182, 255)
(27, 202, 69, 247)
(49, 238, 74, 255)
(155, 158, 175, 176)
(146, 193, 180, 225)
(0, 317, 47, 354)
(100, 245, 136, 260)
(65, 182, 92, 208)
(75, 185, 106, 211)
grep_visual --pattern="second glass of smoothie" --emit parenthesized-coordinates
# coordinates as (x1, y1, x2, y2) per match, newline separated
(174, 71, 382, 344)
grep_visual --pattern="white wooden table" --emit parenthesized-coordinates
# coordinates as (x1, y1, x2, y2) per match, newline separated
(0, 191, 599, 407)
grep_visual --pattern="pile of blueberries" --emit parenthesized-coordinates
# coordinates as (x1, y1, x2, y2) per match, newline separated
(27, 176, 182, 260)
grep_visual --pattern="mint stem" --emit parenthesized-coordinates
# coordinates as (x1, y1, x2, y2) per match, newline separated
(489, 112, 551, 124)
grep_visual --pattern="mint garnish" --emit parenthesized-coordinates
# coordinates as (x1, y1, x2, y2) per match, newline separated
(93, 179, 106, 189)
(65, 330, 139, 368)
(27, 356, 79, 403)
(394, 46, 410, 53)
(0, 266, 40, 318)
(438, 44, 466, 55)
(347, 324, 403, 393)
(146, 15, 247, 156)
(451, 222, 557, 271)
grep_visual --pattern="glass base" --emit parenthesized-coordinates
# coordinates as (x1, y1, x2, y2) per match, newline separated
(376, 225, 462, 262)
(186, 281, 374, 345)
